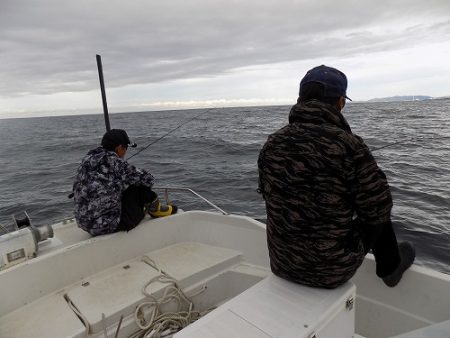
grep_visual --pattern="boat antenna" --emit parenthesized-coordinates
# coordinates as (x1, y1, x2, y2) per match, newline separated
(96, 54, 111, 132)
(127, 107, 215, 161)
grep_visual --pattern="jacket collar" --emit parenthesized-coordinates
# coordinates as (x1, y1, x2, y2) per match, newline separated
(288, 99, 352, 133)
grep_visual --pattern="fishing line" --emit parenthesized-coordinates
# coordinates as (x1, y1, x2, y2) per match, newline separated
(126, 107, 216, 161)
(371, 135, 449, 152)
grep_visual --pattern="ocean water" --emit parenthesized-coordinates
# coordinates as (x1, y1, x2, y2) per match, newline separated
(0, 101, 449, 274)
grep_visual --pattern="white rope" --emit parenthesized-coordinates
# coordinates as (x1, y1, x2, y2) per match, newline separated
(64, 256, 213, 338)
(130, 255, 212, 337)
(65, 295, 90, 338)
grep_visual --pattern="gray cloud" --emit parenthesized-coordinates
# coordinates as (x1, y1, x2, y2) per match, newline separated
(1, 0, 449, 99)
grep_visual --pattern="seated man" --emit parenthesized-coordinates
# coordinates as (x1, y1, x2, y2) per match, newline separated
(73, 129, 177, 236)
(258, 65, 415, 288)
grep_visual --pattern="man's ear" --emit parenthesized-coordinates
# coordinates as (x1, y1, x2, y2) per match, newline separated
(335, 96, 345, 111)
(114, 145, 122, 157)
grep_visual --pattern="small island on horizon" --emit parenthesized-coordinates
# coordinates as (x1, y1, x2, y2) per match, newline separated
(367, 95, 433, 102)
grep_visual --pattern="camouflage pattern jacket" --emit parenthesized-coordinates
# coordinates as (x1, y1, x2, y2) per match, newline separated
(258, 100, 393, 288)
(73, 147, 155, 236)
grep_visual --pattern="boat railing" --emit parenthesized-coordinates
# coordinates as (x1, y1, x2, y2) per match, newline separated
(0, 187, 239, 236)
(153, 187, 228, 215)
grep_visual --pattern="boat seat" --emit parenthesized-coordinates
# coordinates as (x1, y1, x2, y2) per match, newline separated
(175, 274, 356, 338)
(391, 319, 450, 338)
(66, 241, 241, 334)
(0, 292, 86, 338)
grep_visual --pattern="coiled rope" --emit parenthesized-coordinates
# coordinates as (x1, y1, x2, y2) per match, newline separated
(128, 256, 212, 338)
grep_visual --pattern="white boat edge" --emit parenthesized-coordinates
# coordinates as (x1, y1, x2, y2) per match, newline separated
(0, 209, 449, 338)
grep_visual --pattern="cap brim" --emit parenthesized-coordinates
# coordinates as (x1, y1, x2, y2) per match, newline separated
(345, 95, 352, 101)
(129, 142, 137, 148)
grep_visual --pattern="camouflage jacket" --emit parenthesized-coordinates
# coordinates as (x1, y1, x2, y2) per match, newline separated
(258, 100, 393, 288)
(73, 147, 155, 236)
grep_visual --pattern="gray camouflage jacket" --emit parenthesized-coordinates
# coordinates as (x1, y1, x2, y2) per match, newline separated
(258, 100, 393, 288)
(73, 147, 154, 236)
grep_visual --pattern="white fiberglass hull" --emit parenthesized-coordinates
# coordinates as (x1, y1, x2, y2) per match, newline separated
(0, 211, 449, 338)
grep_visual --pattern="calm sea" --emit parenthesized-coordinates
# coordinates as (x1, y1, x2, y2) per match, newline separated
(0, 101, 449, 274)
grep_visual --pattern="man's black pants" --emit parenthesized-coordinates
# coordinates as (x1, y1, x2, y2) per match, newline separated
(117, 185, 157, 232)
(356, 218, 401, 278)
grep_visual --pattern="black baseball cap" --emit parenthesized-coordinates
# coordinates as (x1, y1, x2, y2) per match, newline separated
(300, 65, 352, 101)
(101, 129, 137, 150)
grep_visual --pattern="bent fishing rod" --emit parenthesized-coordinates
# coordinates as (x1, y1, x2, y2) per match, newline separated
(126, 107, 215, 160)
(371, 135, 449, 152)
(95, 54, 216, 161)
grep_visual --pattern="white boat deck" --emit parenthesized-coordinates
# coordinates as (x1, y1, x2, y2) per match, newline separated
(0, 238, 356, 338)
(66, 242, 243, 334)
(0, 240, 269, 337)
(0, 291, 86, 338)
(175, 274, 356, 338)
(392, 319, 450, 337)
(1, 211, 449, 338)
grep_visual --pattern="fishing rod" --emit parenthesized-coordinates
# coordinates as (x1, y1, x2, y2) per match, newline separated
(127, 107, 216, 161)
(371, 135, 449, 152)
(95, 54, 216, 158)
(371, 141, 405, 152)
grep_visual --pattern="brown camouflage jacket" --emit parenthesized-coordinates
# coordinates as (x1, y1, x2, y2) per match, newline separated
(258, 100, 393, 288)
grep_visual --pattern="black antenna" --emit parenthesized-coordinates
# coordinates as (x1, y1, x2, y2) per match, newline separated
(96, 54, 111, 132)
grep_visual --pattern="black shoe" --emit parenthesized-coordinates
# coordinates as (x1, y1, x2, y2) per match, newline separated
(382, 242, 415, 287)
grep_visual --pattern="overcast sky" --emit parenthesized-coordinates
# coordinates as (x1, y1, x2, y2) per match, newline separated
(1, 0, 450, 118)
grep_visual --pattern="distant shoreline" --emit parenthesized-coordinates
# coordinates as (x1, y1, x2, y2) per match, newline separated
(367, 95, 438, 103)
(2, 97, 450, 120)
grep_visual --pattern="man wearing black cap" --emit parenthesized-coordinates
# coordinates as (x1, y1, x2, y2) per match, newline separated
(73, 129, 177, 236)
(258, 65, 415, 288)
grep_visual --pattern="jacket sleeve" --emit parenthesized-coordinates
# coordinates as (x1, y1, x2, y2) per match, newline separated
(116, 158, 155, 190)
(351, 137, 393, 227)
